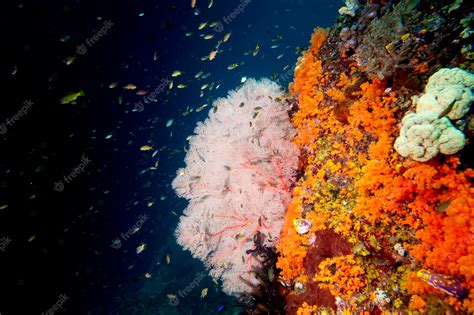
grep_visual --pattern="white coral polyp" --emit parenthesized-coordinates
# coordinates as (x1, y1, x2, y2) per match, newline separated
(172, 78, 299, 296)
(415, 67, 473, 120)
(425, 68, 474, 90)
(439, 127, 465, 155)
(397, 68, 472, 161)
(394, 112, 465, 162)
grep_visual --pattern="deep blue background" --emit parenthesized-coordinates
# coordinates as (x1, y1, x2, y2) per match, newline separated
(0, 0, 338, 313)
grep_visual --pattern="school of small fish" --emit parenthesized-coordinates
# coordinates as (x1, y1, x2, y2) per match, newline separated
(46, 3, 301, 313)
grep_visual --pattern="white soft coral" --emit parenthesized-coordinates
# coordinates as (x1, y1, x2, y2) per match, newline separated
(415, 67, 474, 120)
(396, 68, 472, 161)
(394, 112, 465, 162)
(172, 78, 299, 295)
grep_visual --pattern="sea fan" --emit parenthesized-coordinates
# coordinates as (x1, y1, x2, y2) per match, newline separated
(172, 78, 299, 295)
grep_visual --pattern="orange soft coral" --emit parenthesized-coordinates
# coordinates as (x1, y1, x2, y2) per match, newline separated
(409, 295, 426, 313)
(277, 28, 330, 284)
(278, 23, 473, 313)
(277, 194, 308, 281)
(296, 302, 319, 315)
(313, 255, 366, 300)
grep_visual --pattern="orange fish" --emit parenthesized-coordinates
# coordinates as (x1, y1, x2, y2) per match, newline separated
(209, 50, 218, 61)
(136, 90, 148, 95)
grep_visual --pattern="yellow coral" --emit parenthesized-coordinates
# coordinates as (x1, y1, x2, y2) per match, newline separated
(314, 255, 366, 300)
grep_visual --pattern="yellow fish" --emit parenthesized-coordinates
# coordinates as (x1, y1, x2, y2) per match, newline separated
(123, 84, 137, 90)
(227, 63, 239, 70)
(203, 34, 214, 40)
(171, 70, 182, 77)
(60, 90, 85, 104)
(166, 294, 177, 299)
(209, 50, 218, 60)
(198, 22, 208, 30)
(177, 84, 187, 89)
(252, 44, 260, 56)
(145, 272, 152, 278)
(268, 268, 274, 282)
(64, 56, 76, 65)
(196, 104, 208, 112)
(136, 243, 146, 254)
(109, 82, 118, 89)
(140, 145, 154, 151)
(200, 288, 208, 299)
(401, 33, 411, 42)
(223, 33, 231, 42)
(166, 254, 171, 264)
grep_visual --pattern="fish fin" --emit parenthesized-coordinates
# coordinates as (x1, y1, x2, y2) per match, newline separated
(438, 100, 456, 119)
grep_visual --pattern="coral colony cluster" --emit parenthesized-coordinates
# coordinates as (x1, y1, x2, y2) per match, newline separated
(172, 79, 299, 296)
(173, 0, 473, 313)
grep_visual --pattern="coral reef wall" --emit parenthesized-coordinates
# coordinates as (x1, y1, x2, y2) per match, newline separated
(172, 79, 299, 296)
(277, 0, 474, 313)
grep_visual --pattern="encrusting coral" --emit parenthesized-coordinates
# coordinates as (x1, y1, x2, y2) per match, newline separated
(313, 254, 366, 300)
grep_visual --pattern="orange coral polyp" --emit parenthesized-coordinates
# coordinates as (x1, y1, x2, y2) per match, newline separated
(314, 255, 366, 299)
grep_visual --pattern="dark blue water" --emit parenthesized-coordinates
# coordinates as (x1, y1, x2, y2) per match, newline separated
(0, 0, 337, 314)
